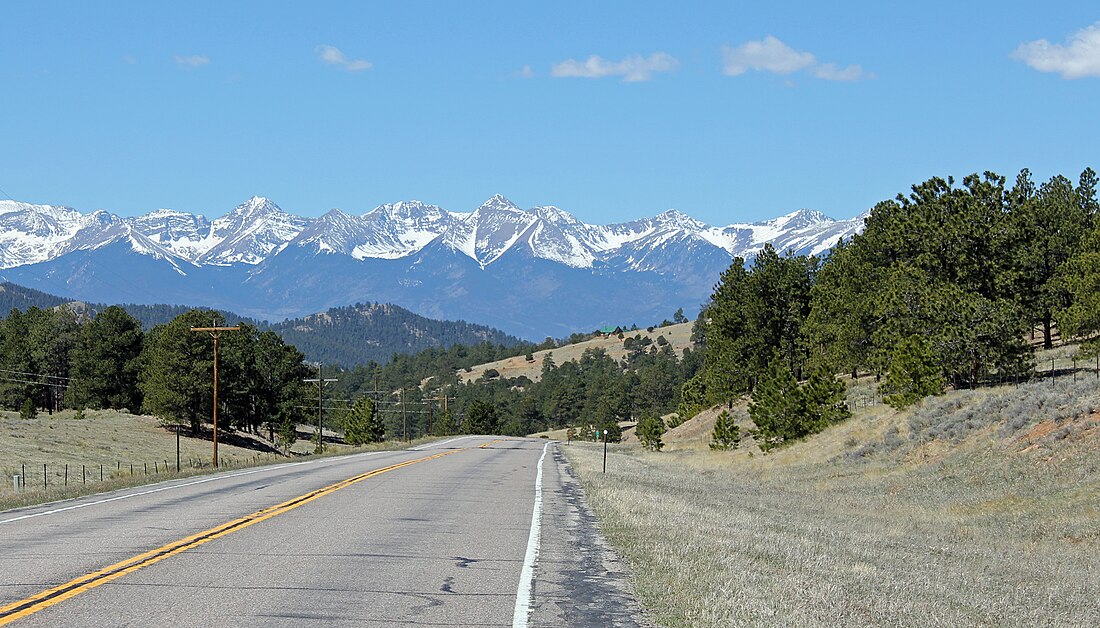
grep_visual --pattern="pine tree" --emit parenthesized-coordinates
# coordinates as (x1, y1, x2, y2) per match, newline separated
(747, 360, 803, 450)
(20, 398, 36, 421)
(636, 413, 665, 451)
(344, 396, 376, 446)
(366, 398, 385, 443)
(275, 418, 297, 453)
(138, 310, 220, 434)
(709, 410, 741, 450)
(463, 399, 500, 435)
(801, 365, 851, 431)
(882, 335, 945, 409)
(69, 306, 144, 411)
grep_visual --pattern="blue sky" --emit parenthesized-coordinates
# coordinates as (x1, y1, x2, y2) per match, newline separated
(1, 1, 1098, 225)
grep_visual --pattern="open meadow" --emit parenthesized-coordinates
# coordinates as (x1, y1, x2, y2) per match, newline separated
(0, 409, 426, 511)
(563, 377, 1100, 626)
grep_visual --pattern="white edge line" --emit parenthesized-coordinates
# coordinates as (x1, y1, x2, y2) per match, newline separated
(0, 450, 388, 525)
(513, 441, 549, 627)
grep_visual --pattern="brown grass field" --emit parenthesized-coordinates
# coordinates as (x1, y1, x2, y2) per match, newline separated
(457, 322, 693, 384)
(0, 409, 428, 511)
(560, 364, 1100, 626)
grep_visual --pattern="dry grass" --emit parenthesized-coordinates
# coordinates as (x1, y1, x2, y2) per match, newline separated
(563, 379, 1100, 627)
(0, 408, 430, 510)
(458, 322, 693, 384)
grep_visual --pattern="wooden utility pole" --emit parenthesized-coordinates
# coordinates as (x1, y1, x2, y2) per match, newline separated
(424, 393, 455, 436)
(190, 322, 240, 468)
(401, 389, 408, 442)
(304, 364, 338, 454)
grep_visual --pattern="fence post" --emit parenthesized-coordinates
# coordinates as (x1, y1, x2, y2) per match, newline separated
(43, 463, 47, 487)
(100, 464, 103, 482)
(64, 464, 68, 486)
(1052, 358, 1055, 387)
(82, 464, 86, 485)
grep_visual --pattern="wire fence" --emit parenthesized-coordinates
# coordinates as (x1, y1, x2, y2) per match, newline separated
(1, 452, 286, 497)
(846, 353, 1100, 411)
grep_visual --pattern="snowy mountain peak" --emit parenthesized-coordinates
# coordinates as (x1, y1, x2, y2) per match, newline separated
(654, 209, 710, 232)
(770, 208, 832, 230)
(367, 200, 449, 223)
(226, 196, 285, 219)
(529, 205, 583, 226)
(477, 194, 523, 213)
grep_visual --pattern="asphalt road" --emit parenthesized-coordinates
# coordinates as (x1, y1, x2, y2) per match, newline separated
(0, 436, 645, 626)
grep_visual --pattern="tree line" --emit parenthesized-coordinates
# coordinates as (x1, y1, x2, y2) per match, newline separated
(324, 329, 700, 442)
(0, 305, 313, 449)
(685, 167, 1099, 449)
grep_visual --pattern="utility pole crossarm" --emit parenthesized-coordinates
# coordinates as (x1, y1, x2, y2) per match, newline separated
(304, 364, 338, 454)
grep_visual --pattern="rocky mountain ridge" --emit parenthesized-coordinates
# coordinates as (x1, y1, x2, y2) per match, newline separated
(0, 195, 865, 338)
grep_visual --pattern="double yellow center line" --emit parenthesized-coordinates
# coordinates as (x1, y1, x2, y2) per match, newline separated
(0, 446, 473, 625)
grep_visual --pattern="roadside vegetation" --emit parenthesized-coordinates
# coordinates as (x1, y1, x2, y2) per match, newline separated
(564, 376, 1100, 626)
(0, 406, 438, 511)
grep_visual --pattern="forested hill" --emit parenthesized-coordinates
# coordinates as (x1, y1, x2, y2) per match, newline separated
(269, 303, 524, 367)
(0, 282, 68, 312)
(0, 282, 522, 367)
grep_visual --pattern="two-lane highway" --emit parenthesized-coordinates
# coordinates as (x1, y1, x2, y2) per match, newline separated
(0, 437, 645, 626)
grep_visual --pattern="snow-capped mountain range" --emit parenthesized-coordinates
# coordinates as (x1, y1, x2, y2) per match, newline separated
(0, 195, 864, 337)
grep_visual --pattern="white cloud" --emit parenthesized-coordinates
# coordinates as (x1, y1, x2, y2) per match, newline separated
(173, 54, 210, 68)
(519, 64, 534, 78)
(551, 52, 678, 82)
(812, 62, 867, 81)
(721, 36, 868, 81)
(316, 44, 373, 72)
(1013, 21, 1100, 79)
(122, 55, 137, 65)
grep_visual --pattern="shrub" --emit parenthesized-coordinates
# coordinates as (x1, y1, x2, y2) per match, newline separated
(20, 398, 36, 421)
(637, 413, 666, 451)
(709, 411, 741, 450)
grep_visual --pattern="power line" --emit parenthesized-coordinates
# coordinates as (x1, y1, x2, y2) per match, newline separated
(0, 376, 70, 389)
(0, 368, 72, 382)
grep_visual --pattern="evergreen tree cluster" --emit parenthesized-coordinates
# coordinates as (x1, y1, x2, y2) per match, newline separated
(690, 168, 1099, 446)
(328, 336, 701, 442)
(0, 304, 312, 443)
(269, 302, 527, 367)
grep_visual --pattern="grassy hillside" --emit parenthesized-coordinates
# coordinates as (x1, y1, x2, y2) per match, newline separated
(0, 408, 434, 511)
(458, 322, 693, 384)
(562, 374, 1100, 626)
